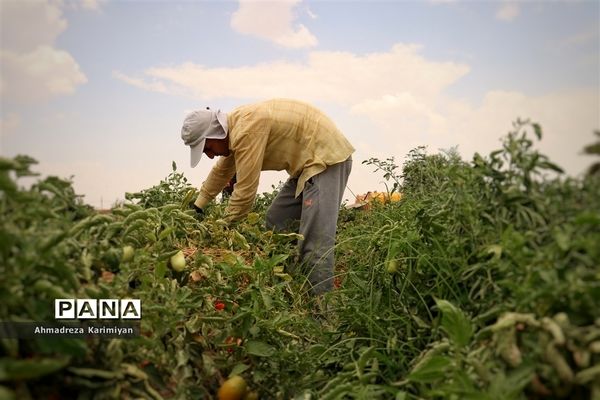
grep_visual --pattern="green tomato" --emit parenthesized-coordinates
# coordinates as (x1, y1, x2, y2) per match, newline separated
(122, 245, 135, 262)
(170, 250, 187, 272)
(386, 259, 398, 274)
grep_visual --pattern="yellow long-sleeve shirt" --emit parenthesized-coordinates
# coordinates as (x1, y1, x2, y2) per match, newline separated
(194, 99, 355, 222)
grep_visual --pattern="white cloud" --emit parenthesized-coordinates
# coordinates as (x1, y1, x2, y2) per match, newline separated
(79, 0, 104, 11)
(356, 89, 599, 176)
(0, 0, 88, 104)
(115, 44, 469, 105)
(0, 0, 67, 52)
(556, 26, 599, 48)
(351, 94, 447, 139)
(496, 2, 521, 22)
(1, 46, 87, 103)
(112, 71, 171, 95)
(115, 42, 598, 184)
(231, 0, 317, 48)
(62, 0, 106, 11)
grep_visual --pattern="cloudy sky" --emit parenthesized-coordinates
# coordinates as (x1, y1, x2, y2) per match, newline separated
(1, 0, 598, 208)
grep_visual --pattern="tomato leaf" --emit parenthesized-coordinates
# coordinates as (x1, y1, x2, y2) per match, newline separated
(435, 299, 473, 348)
(229, 363, 250, 377)
(245, 341, 275, 357)
(0, 357, 70, 381)
(408, 355, 452, 383)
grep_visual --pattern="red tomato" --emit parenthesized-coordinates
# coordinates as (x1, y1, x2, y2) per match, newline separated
(225, 336, 241, 353)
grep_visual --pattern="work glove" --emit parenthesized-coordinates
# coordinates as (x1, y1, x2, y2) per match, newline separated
(189, 202, 204, 221)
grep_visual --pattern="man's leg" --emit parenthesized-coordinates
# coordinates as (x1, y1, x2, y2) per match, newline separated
(265, 178, 302, 232)
(299, 157, 352, 295)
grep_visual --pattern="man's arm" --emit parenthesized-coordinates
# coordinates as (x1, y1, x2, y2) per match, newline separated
(194, 156, 236, 209)
(223, 129, 269, 223)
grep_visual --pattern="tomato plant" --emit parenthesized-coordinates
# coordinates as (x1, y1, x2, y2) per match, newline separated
(1, 121, 599, 399)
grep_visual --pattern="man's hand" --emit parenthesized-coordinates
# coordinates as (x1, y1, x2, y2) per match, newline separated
(189, 202, 204, 220)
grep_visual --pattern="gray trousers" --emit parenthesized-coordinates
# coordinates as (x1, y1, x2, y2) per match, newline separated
(265, 157, 352, 295)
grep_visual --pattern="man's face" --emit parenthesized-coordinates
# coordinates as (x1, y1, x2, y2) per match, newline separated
(203, 138, 230, 159)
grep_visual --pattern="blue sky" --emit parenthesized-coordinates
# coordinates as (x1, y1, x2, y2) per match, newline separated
(1, 0, 598, 207)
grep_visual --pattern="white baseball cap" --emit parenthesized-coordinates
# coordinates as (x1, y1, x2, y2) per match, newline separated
(181, 109, 228, 167)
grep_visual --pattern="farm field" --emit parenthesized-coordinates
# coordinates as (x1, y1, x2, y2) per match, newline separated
(1, 122, 599, 399)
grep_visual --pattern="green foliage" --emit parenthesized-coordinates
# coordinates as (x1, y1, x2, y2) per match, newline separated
(333, 120, 600, 399)
(125, 161, 198, 208)
(582, 130, 600, 176)
(362, 156, 402, 194)
(434, 299, 472, 349)
(252, 182, 281, 214)
(1, 119, 599, 399)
